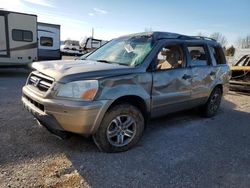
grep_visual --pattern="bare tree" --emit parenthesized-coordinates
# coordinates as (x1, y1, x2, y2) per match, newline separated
(197, 32, 207, 37)
(236, 35, 250, 48)
(144, 27, 153, 32)
(210, 32, 227, 47)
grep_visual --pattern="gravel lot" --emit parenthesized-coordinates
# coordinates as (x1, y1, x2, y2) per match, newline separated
(0, 68, 250, 188)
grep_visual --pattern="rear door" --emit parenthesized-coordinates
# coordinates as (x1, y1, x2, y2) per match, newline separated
(0, 14, 9, 57)
(151, 41, 193, 117)
(185, 43, 214, 104)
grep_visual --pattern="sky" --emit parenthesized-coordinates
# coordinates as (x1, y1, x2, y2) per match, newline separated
(1, 0, 249, 45)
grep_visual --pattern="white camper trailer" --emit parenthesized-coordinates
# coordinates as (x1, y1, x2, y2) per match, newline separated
(0, 10, 37, 67)
(60, 40, 82, 55)
(38, 22, 61, 60)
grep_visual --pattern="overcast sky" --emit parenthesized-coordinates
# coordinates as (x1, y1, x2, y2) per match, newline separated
(1, 0, 249, 45)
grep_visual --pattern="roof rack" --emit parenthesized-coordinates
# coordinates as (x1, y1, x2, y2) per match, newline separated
(177, 35, 217, 41)
(193, 36, 217, 41)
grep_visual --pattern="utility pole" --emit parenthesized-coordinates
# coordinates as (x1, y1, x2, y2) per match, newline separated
(92, 28, 94, 38)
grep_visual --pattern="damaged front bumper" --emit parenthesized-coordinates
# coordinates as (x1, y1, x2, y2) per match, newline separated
(22, 86, 110, 137)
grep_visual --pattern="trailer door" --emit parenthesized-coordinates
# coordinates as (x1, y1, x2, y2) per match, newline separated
(0, 15, 9, 57)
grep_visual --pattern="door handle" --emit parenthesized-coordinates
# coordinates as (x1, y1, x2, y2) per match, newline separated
(182, 74, 192, 80)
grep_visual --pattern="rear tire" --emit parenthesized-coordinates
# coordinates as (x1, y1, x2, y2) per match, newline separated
(201, 87, 222, 117)
(93, 104, 145, 153)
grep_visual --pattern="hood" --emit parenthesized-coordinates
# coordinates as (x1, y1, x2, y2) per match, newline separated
(32, 60, 133, 83)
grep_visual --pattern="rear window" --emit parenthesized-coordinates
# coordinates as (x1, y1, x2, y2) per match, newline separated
(187, 45, 209, 66)
(40, 37, 53, 47)
(209, 46, 226, 65)
(12, 29, 33, 42)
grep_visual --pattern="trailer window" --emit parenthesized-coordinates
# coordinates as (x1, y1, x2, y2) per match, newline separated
(12, 29, 33, 42)
(40, 37, 53, 47)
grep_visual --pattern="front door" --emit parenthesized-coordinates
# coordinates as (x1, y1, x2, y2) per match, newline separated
(151, 42, 193, 117)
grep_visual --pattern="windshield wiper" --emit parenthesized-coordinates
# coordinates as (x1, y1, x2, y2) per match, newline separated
(115, 62, 129, 66)
(96, 59, 129, 66)
(96, 59, 111, 64)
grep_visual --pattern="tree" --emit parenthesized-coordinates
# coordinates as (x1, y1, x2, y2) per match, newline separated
(236, 35, 250, 48)
(144, 27, 153, 32)
(197, 32, 207, 37)
(210, 32, 227, 47)
(226, 45, 235, 56)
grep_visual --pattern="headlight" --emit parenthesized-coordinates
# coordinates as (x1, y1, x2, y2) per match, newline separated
(57, 80, 98, 100)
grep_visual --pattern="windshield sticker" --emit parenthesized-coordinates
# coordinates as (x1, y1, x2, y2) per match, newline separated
(124, 44, 134, 53)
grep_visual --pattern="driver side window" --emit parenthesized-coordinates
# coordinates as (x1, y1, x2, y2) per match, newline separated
(156, 44, 185, 70)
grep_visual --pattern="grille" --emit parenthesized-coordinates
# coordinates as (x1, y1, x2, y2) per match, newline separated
(23, 94, 44, 112)
(28, 72, 54, 92)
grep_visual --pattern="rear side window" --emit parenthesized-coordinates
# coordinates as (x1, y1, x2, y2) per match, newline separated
(40, 37, 53, 47)
(187, 46, 208, 66)
(12, 29, 33, 42)
(209, 46, 226, 65)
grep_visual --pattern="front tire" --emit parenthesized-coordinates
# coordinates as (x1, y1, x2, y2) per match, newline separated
(201, 87, 222, 117)
(93, 104, 145, 153)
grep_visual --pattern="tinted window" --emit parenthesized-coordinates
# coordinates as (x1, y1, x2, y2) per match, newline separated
(23, 31, 33, 41)
(12, 29, 33, 42)
(156, 44, 185, 70)
(40, 37, 53, 47)
(187, 45, 208, 66)
(209, 46, 225, 65)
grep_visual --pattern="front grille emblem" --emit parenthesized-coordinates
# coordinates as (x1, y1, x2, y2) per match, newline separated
(33, 78, 41, 87)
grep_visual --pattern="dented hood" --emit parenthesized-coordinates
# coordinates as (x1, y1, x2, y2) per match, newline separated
(32, 60, 132, 83)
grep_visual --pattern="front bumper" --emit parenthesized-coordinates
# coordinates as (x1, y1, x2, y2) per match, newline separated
(22, 86, 111, 135)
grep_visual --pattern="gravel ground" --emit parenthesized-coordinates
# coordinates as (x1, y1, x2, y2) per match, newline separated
(0, 68, 250, 188)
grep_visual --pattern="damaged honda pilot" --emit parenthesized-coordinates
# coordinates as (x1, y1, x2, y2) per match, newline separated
(22, 32, 230, 152)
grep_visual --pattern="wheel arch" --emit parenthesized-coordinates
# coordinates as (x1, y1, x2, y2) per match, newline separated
(107, 95, 150, 121)
(213, 84, 223, 94)
(92, 95, 150, 134)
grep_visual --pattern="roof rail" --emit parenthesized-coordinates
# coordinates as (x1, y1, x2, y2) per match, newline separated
(177, 35, 194, 40)
(190, 36, 217, 41)
(177, 35, 217, 41)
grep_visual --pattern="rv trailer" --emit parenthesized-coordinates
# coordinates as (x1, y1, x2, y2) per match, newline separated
(0, 10, 37, 67)
(79, 37, 107, 52)
(38, 22, 61, 60)
(60, 40, 82, 55)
